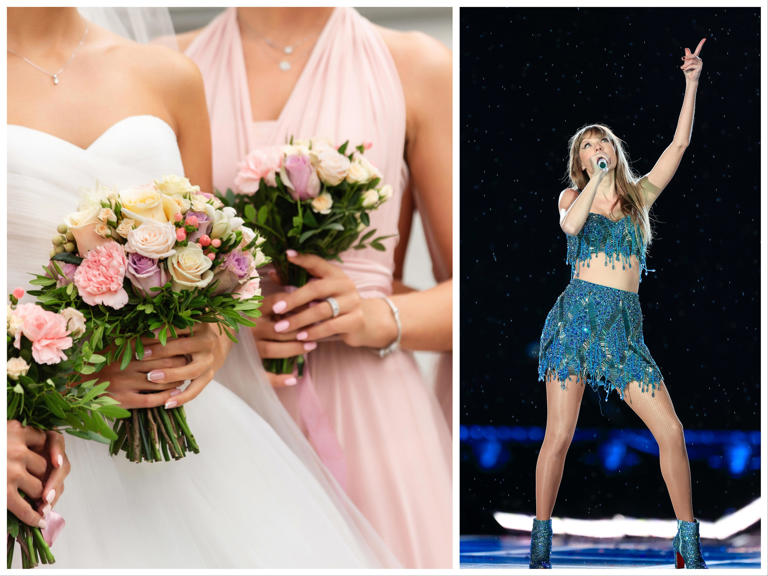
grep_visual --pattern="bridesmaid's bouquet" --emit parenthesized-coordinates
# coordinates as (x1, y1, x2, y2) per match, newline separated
(222, 138, 393, 376)
(7, 289, 129, 569)
(29, 176, 268, 463)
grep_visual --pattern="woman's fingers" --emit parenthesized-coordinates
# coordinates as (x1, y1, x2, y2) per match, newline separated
(256, 337, 316, 359)
(276, 292, 359, 333)
(7, 491, 44, 529)
(286, 251, 340, 278)
(271, 277, 350, 314)
(25, 449, 48, 479)
(117, 387, 182, 410)
(16, 468, 44, 501)
(130, 355, 189, 375)
(166, 370, 211, 407)
(267, 371, 301, 388)
(693, 37, 706, 56)
(23, 426, 47, 451)
(40, 432, 69, 509)
(294, 311, 363, 343)
(145, 354, 211, 385)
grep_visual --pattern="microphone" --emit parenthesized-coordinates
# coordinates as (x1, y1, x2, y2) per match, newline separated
(597, 157, 609, 171)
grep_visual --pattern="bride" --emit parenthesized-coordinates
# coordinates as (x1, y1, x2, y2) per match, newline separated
(6, 7, 397, 568)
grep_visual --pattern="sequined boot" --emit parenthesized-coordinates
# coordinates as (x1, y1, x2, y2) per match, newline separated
(529, 518, 552, 569)
(673, 519, 707, 569)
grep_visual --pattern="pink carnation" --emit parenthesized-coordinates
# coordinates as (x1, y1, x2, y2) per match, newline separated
(234, 147, 283, 194)
(15, 303, 72, 365)
(233, 277, 261, 300)
(74, 240, 129, 309)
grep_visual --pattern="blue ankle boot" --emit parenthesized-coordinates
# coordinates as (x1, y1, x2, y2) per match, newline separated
(529, 518, 552, 569)
(673, 519, 707, 569)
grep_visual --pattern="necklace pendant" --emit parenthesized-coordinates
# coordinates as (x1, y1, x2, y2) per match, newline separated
(283, 45, 294, 55)
(52, 74, 59, 86)
(279, 60, 291, 71)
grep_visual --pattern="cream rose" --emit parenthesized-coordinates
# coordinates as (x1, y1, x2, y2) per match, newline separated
(66, 205, 110, 256)
(310, 144, 350, 186)
(125, 222, 177, 259)
(210, 207, 244, 240)
(154, 175, 199, 197)
(60, 307, 87, 337)
(346, 153, 382, 185)
(362, 189, 380, 208)
(378, 184, 393, 202)
(7, 357, 30, 381)
(98, 208, 117, 223)
(169, 244, 214, 290)
(65, 205, 101, 229)
(115, 218, 137, 238)
(120, 184, 168, 223)
(311, 192, 333, 215)
(161, 194, 191, 221)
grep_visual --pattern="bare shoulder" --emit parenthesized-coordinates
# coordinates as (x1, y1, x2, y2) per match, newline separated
(375, 25, 451, 97)
(176, 29, 204, 53)
(558, 188, 579, 211)
(107, 41, 202, 91)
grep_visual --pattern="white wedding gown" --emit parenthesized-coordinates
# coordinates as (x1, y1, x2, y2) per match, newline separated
(6, 115, 398, 568)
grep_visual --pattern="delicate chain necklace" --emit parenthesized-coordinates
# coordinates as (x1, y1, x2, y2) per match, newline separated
(239, 15, 319, 72)
(7, 20, 89, 86)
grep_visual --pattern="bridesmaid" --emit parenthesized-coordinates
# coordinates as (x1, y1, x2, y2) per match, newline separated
(180, 7, 452, 568)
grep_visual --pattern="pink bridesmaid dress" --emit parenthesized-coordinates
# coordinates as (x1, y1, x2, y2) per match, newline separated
(187, 7, 451, 568)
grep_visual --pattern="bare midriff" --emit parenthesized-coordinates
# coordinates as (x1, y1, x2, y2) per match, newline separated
(572, 252, 641, 293)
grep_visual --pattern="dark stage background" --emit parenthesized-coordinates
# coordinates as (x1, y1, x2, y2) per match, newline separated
(460, 8, 761, 534)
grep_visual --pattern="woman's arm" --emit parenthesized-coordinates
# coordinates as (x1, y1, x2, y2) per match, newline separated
(559, 156, 606, 236)
(644, 38, 706, 205)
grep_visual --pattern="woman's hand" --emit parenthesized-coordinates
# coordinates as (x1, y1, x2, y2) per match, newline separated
(681, 38, 705, 82)
(6, 421, 69, 528)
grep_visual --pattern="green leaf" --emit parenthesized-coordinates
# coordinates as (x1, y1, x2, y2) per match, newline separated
(323, 223, 345, 232)
(244, 204, 257, 223)
(371, 241, 386, 251)
(257, 205, 269, 225)
(298, 229, 323, 243)
(337, 140, 349, 155)
(51, 252, 83, 265)
(360, 212, 370, 226)
(97, 404, 131, 419)
(120, 341, 132, 370)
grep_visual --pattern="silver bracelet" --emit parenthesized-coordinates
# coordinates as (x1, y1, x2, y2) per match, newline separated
(377, 296, 401, 357)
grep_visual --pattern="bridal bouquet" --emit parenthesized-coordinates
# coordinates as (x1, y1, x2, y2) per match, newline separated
(7, 289, 129, 569)
(29, 176, 268, 463)
(222, 138, 393, 376)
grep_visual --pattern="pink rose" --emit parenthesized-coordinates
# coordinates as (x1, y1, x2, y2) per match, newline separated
(234, 277, 261, 300)
(15, 304, 72, 365)
(280, 153, 321, 200)
(234, 147, 283, 194)
(70, 222, 111, 257)
(74, 241, 129, 309)
(125, 253, 168, 296)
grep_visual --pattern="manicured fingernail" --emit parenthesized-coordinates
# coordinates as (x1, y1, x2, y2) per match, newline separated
(286, 249, 298, 258)
(38, 518, 47, 530)
(274, 320, 290, 333)
(165, 399, 178, 410)
(45, 489, 55, 504)
(147, 371, 165, 382)
(296, 331, 308, 341)
(183, 379, 192, 386)
(284, 377, 297, 386)
(303, 342, 317, 352)
(142, 348, 152, 359)
(272, 300, 288, 314)
(42, 504, 52, 516)
(170, 388, 182, 397)
(56, 454, 63, 468)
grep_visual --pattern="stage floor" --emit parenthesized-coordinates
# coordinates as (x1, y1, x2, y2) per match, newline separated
(460, 533, 761, 569)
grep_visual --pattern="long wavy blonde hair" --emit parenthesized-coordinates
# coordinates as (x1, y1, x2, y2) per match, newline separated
(566, 123, 652, 245)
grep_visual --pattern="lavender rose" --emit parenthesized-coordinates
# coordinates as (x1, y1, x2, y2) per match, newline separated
(126, 253, 168, 296)
(212, 250, 253, 295)
(47, 261, 78, 287)
(280, 153, 321, 200)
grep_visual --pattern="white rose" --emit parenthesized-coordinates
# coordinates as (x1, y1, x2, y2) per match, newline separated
(7, 305, 23, 341)
(190, 193, 214, 213)
(169, 244, 214, 290)
(378, 184, 393, 202)
(65, 205, 101, 229)
(310, 144, 350, 186)
(154, 175, 200, 197)
(119, 184, 169, 223)
(311, 192, 333, 215)
(94, 223, 112, 239)
(7, 357, 30, 381)
(115, 218, 137, 238)
(210, 207, 243, 239)
(252, 248, 268, 268)
(161, 194, 192, 221)
(362, 189, 379, 208)
(282, 143, 311, 157)
(125, 222, 177, 259)
(79, 183, 116, 210)
(60, 307, 87, 337)
(346, 153, 382, 185)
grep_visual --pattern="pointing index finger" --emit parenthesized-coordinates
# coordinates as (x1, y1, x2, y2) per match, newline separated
(693, 37, 706, 57)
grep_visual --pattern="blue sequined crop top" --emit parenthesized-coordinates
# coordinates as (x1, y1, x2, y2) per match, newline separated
(565, 177, 657, 280)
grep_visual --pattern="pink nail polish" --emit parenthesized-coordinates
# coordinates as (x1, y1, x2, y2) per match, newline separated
(170, 388, 182, 397)
(165, 399, 178, 410)
(143, 348, 152, 358)
(45, 489, 55, 504)
(284, 377, 297, 386)
(274, 320, 290, 333)
(147, 370, 164, 382)
(286, 249, 298, 258)
(56, 454, 63, 468)
(303, 342, 317, 352)
(296, 331, 308, 341)
(42, 504, 51, 517)
(272, 300, 288, 314)
(38, 518, 47, 530)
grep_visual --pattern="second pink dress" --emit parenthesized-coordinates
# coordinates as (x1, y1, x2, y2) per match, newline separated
(187, 7, 451, 569)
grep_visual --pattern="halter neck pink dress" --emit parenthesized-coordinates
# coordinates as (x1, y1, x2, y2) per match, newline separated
(186, 7, 451, 568)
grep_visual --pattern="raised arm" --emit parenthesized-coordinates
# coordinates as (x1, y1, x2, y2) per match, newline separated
(644, 38, 706, 205)
(559, 153, 608, 236)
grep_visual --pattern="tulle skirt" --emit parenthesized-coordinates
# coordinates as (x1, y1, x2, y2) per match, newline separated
(38, 381, 392, 569)
(538, 278, 663, 399)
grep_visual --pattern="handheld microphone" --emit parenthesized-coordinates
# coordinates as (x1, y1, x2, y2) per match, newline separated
(597, 157, 609, 171)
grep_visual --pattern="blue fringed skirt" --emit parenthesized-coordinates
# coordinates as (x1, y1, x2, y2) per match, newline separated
(538, 279, 663, 399)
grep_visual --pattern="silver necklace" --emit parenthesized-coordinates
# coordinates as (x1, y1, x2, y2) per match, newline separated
(7, 21, 89, 86)
(239, 17, 316, 72)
